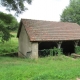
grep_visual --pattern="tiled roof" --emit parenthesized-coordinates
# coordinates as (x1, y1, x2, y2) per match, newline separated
(17, 19, 80, 41)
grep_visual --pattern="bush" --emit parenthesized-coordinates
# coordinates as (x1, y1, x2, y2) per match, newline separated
(0, 47, 18, 55)
(39, 49, 49, 57)
(50, 47, 63, 56)
(39, 47, 63, 57)
(75, 46, 80, 54)
(49, 49, 53, 56)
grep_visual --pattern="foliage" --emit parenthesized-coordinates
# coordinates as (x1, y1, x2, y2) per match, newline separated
(60, 0, 80, 25)
(39, 49, 49, 57)
(0, 56, 80, 80)
(0, 12, 18, 31)
(49, 49, 53, 56)
(0, 32, 18, 55)
(39, 47, 63, 57)
(50, 47, 63, 56)
(0, 47, 18, 55)
(0, 0, 32, 16)
(0, 12, 18, 41)
(0, 21, 10, 42)
(0, 0, 32, 41)
(57, 48, 63, 55)
(75, 46, 80, 54)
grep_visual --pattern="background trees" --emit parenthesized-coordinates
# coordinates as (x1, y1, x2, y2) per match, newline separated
(0, 0, 32, 42)
(60, 0, 80, 25)
(0, 0, 32, 16)
(0, 12, 18, 42)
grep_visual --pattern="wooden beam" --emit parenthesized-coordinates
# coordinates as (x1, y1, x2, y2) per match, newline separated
(57, 41, 62, 49)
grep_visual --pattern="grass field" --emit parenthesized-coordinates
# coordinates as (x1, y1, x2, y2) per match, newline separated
(0, 56, 80, 80)
(0, 32, 18, 55)
(0, 32, 80, 80)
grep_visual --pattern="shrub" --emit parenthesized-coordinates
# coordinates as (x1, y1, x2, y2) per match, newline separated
(39, 49, 49, 57)
(0, 47, 18, 55)
(75, 46, 80, 54)
(51, 47, 63, 56)
(49, 49, 53, 56)
(39, 47, 63, 57)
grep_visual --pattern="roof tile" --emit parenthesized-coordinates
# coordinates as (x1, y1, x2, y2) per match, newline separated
(21, 19, 80, 41)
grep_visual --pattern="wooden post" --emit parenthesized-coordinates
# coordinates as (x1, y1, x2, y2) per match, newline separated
(57, 41, 62, 49)
(74, 41, 79, 47)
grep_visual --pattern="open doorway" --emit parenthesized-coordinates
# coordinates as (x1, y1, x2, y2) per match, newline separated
(38, 42, 57, 57)
(39, 42, 57, 50)
(61, 41, 74, 55)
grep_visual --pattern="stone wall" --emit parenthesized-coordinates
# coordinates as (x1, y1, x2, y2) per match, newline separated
(31, 42, 38, 59)
(18, 25, 38, 59)
(18, 25, 32, 58)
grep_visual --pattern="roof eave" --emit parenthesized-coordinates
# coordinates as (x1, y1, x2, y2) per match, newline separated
(17, 19, 23, 38)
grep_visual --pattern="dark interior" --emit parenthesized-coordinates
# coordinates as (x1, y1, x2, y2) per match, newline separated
(78, 41, 80, 46)
(61, 41, 74, 55)
(39, 42, 57, 56)
(39, 42, 57, 50)
(38, 41, 75, 56)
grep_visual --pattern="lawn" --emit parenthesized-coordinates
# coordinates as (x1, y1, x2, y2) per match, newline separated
(0, 56, 80, 80)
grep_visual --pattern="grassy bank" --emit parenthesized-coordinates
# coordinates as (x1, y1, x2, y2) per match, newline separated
(0, 56, 80, 80)
(0, 32, 18, 55)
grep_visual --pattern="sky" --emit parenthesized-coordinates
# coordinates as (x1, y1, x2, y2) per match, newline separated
(0, 0, 70, 22)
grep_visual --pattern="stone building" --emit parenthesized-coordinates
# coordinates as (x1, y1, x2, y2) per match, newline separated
(17, 19, 80, 59)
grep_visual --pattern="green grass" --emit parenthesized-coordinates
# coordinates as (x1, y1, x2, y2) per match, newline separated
(0, 32, 18, 55)
(0, 32, 80, 80)
(0, 56, 80, 80)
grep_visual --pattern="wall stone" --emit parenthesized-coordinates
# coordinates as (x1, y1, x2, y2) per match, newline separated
(31, 42, 38, 59)
(18, 25, 32, 58)
(18, 25, 38, 59)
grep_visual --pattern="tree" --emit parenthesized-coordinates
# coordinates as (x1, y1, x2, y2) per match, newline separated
(0, 12, 18, 31)
(60, 0, 80, 25)
(0, 21, 10, 42)
(0, 0, 32, 16)
(0, 12, 18, 42)
(0, 0, 32, 42)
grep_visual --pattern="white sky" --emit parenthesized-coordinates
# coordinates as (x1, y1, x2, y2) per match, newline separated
(0, 0, 70, 22)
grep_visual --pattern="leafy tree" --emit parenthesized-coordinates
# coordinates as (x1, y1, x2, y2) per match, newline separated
(0, 21, 10, 42)
(60, 0, 80, 25)
(0, 0, 32, 42)
(0, 12, 18, 42)
(0, 0, 32, 16)
(0, 12, 18, 31)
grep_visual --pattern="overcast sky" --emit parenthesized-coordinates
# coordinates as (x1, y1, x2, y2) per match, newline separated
(0, 0, 70, 22)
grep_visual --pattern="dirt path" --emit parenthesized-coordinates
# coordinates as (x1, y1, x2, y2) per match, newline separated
(77, 78, 80, 80)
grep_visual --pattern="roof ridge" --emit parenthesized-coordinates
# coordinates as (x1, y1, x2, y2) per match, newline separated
(21, 18, 78, 24)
